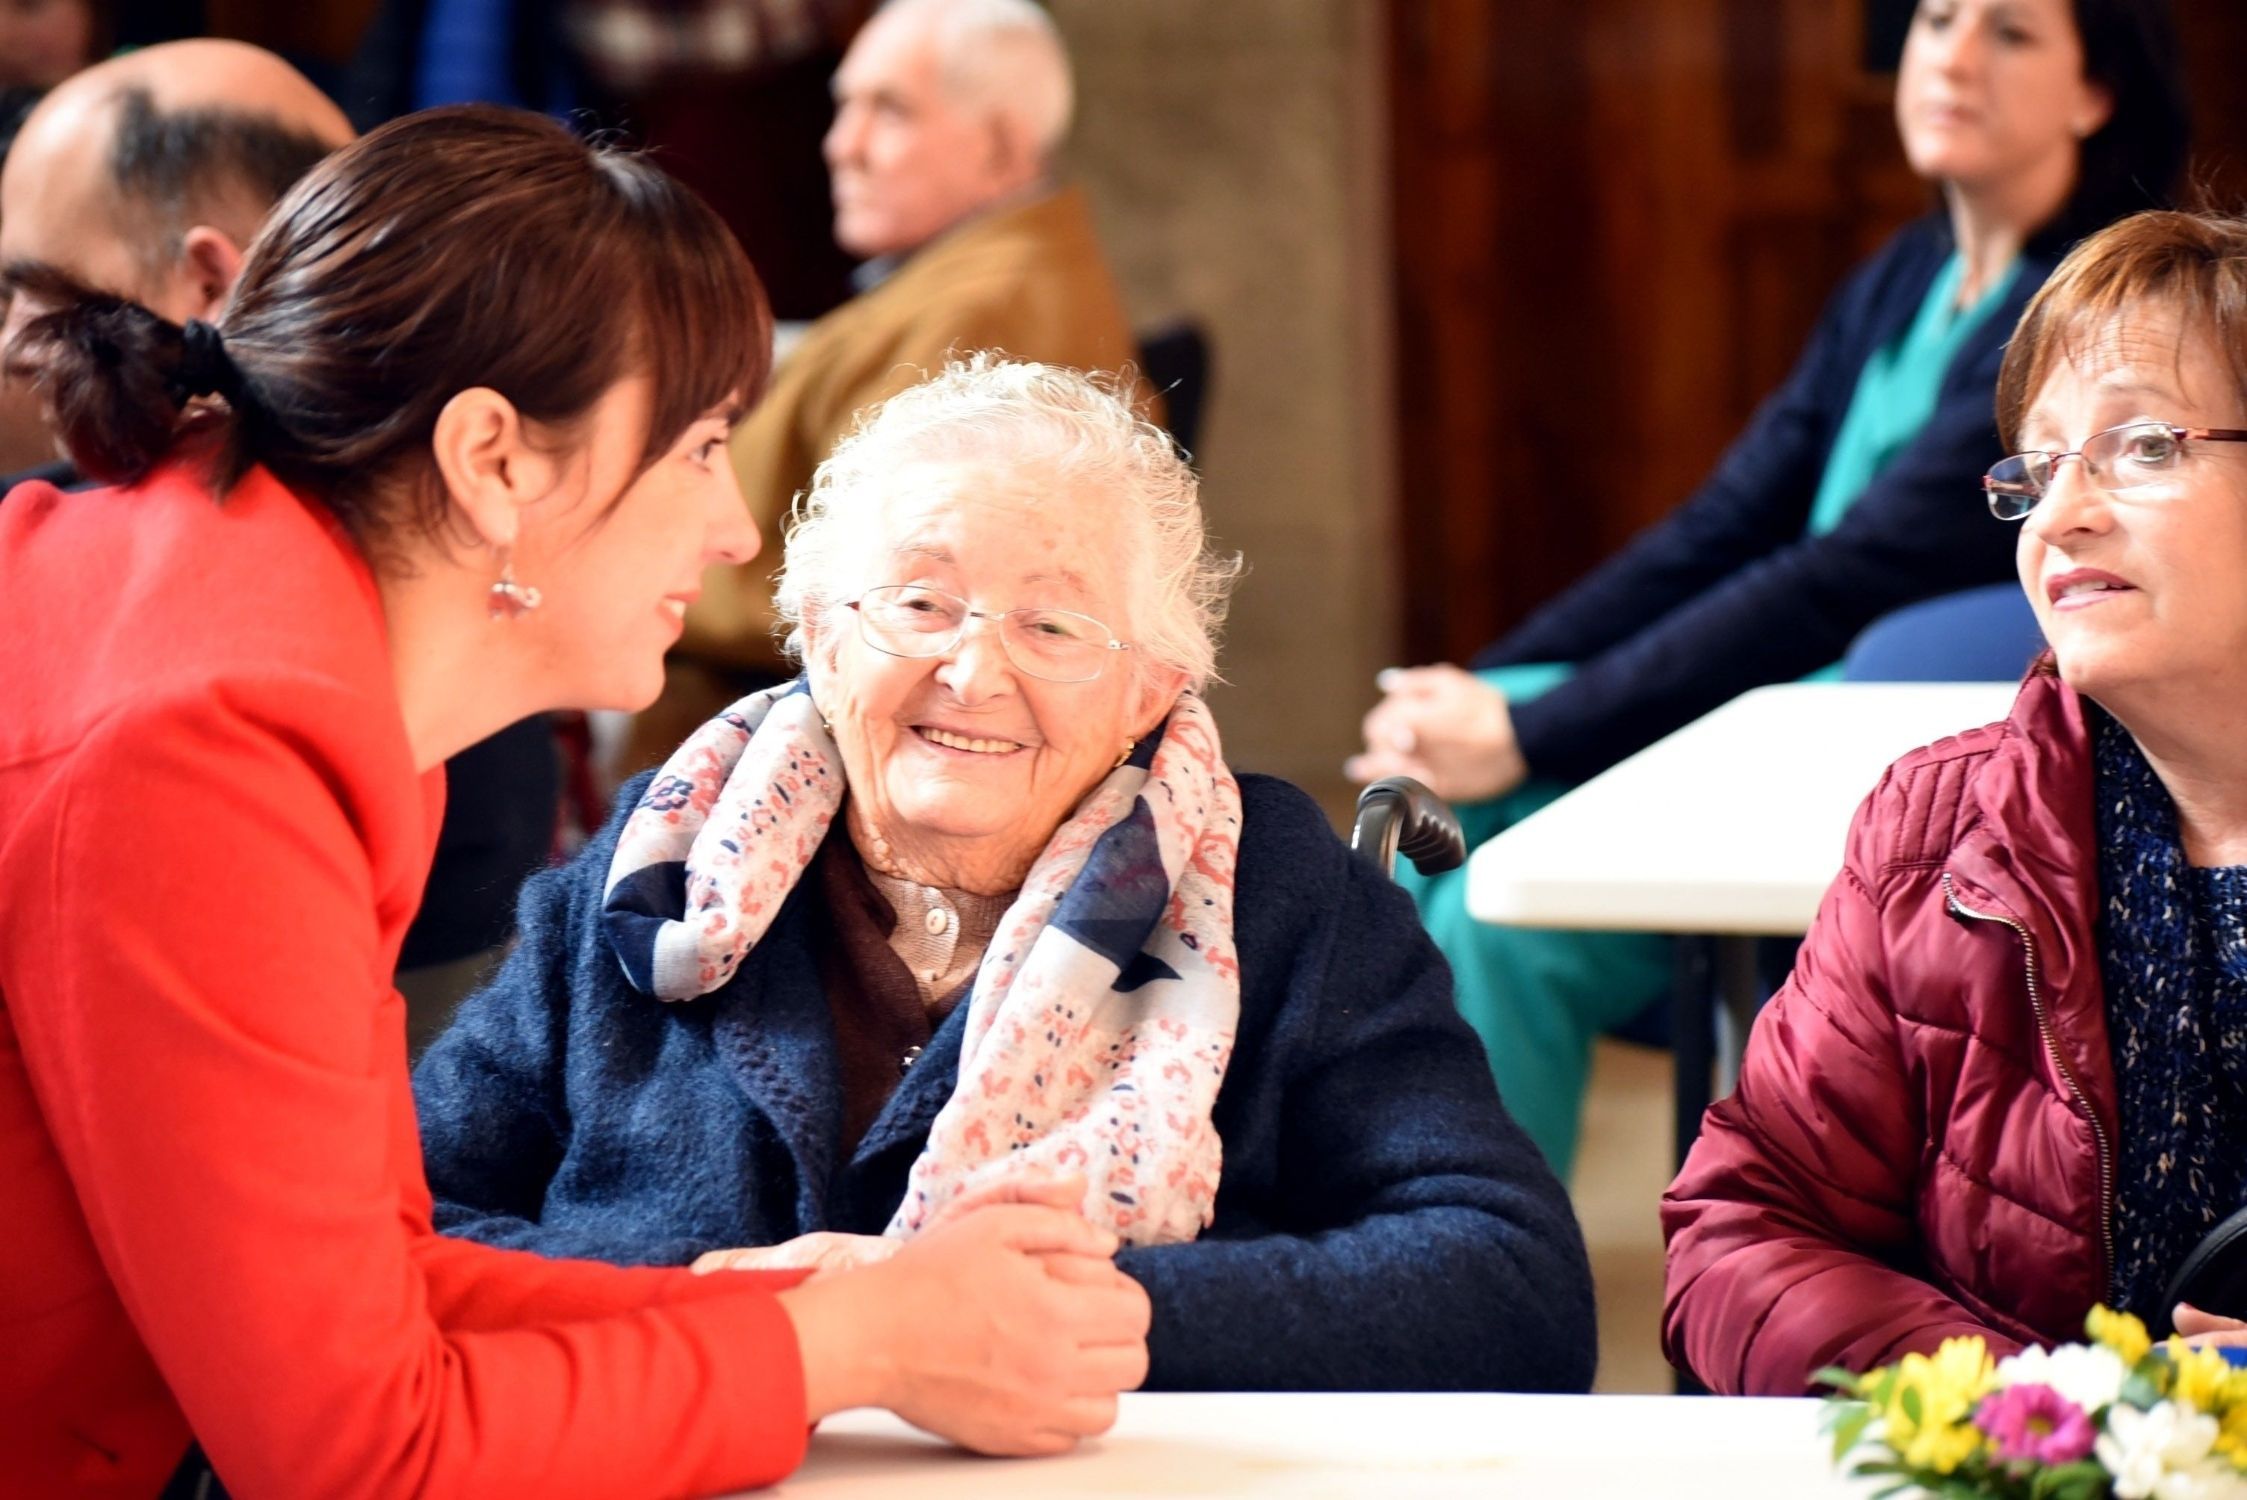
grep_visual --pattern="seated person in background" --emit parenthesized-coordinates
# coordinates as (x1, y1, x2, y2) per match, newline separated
(1347, 0, 2189, 1180)
(1664, 208, 2247, 1392)
(1, 106, 1146, 1498)
(0, 42, 562, 1045)
(634, 0, 1151, 762)
(415, 356, 1597, 1395)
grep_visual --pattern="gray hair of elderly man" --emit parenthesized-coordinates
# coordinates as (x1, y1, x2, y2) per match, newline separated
(775, 354, 1239, 694)
(876, 0, 1074, 164)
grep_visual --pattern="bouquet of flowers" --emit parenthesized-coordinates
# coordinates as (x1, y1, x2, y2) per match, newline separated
(1822, 1308, 2247, 1499)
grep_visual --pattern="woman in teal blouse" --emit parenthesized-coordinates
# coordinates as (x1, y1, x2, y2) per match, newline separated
(1353, 0, 2189, 1177)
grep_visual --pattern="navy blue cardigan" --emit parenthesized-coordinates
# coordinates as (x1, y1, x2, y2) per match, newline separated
(413, 771, 1596, 1393)
(1484, 217, 2056, 782)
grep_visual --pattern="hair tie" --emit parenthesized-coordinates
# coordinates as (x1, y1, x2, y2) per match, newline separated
(173, 319, 245, 407)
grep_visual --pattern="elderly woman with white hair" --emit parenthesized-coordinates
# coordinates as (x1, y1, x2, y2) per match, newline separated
(413, 356, 1594, 1393)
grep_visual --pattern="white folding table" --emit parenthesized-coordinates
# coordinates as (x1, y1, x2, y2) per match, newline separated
(768, 1392, 1864, 1498)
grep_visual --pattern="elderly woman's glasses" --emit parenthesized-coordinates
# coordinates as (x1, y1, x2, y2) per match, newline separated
(845, 585, 1131, 683)
(1985, 421, 2247, 520)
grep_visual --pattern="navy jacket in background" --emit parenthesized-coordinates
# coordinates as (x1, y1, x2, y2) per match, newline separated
(1481, 216, 2055, 783)
(413, 771, 1597, 1394)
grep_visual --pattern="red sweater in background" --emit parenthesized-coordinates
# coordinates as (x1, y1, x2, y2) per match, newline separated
(0, 461, 812, 1498)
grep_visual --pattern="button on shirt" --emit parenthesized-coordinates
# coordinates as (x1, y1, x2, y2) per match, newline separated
(811, 843, 1013, 1156)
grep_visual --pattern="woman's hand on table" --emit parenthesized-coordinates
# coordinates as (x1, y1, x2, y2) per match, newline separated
(694, 1175, 1101, 1279)
(1348, 664, 1527, 804)
(2174, 1302, 2247, 1347)
(693, 1233, 903, 1276)
(776, 1174, 1151, 1455)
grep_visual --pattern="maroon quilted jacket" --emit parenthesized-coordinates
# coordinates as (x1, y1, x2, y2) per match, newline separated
(1662, 670, 2118, 1395)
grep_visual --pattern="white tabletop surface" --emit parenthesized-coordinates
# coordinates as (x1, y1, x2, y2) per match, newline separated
(1466, 682, 2019, 936)
(769, 1392, 1865, 1498)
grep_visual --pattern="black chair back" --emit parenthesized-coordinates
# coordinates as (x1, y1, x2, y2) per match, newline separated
(1137, 320, 1211, 461)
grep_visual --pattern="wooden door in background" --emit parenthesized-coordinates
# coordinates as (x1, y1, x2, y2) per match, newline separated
(1389, 0, 2247, 667)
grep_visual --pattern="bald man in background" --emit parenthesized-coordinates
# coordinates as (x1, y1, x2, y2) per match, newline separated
(0, 39, 350, 381)
(634, 0, 1150, 760)
(0, 41, 558, 1050)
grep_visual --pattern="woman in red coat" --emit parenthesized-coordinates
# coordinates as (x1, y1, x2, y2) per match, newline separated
(1664, 208, 2247, 1394)
(0, 105, 1145, 1498)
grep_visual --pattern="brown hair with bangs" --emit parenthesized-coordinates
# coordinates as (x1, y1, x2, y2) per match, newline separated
(9, 104, 769, 551)
(1997, 211, 2247, 451)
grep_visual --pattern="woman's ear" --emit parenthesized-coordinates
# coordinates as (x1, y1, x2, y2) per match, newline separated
(2075, 81, 2115, 142)
(1131, 664, 1190, 738)
(431, 388, 558, 552)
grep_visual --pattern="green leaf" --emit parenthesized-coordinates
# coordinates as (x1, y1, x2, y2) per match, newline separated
(1831, 1406, 1876, 1463)
(1816, 1364, 1866, 1395)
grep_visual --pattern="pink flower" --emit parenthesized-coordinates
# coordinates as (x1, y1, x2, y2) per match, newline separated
(1976, 1382, 2097, 1465)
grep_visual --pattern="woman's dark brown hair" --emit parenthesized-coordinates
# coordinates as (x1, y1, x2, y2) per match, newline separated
(7, 104, 770, 546)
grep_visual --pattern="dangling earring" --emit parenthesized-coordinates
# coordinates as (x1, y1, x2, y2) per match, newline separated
(1112, 738, 1136, 770)
(487, 552, 542, 621)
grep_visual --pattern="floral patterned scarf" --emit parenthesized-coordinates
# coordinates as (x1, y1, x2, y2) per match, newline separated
(601, 678, 1242, 1245)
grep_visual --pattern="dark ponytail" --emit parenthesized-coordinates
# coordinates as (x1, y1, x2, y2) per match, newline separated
(8, 104, 770, 547)
(3, 267, 230, 485)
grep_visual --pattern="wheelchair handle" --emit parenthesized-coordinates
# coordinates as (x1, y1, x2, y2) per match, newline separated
(1350, 776, 1467, 878)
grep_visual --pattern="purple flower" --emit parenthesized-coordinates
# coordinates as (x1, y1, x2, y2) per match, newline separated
(1975, 1382, 2097, 1465)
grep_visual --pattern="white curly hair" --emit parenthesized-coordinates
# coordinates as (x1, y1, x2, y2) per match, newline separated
(774, 354, 1238, 693)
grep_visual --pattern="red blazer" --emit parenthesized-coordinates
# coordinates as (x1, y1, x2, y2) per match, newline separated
(0, 462, 811, 1498)
(1663, 671, 2113, 1394)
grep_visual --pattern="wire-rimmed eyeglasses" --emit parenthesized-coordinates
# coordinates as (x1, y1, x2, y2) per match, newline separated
(1984, 421, 2247, 520)
(843, 584, 1131, 683)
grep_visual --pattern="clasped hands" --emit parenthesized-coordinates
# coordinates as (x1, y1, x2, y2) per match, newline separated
(2175, 1303, 2247, 1349)
(1348, 663, 1528, 804)
(726, 1173, 1152, 1458)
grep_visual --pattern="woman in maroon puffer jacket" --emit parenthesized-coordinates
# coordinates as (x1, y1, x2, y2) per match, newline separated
(1663, 208, 2247, 1395)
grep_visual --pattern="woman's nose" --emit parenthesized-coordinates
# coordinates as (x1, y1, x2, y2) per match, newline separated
(1929, 15, 1982, 74)
(704, 464, 760, 566)
(934, 615, 1014, 700)
(2026, 457, 2111, 542)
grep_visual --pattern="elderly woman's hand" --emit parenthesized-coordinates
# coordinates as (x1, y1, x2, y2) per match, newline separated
(2174, 1303, 2247, 1347)
(692, 1174, 1097, 1277)
(776, 1183, 1151, 1456)
(692, 1233, 902, 1277)
(1348, 664, 1528, 804)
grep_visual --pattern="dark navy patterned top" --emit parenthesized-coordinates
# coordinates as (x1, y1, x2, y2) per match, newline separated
(2095, 710, 2247, 1319)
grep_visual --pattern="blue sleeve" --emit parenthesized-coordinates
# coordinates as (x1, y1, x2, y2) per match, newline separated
(1114, 813, 1595, 1392)
(1468, 235, 1914, 673)
(413, 777, 718, 1266)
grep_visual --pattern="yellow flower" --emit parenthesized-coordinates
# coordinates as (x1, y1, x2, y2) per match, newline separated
(2089, 1305, 2153, 1366)
(1881, 1337, 1996, 1475)
(2165, 1339, 2234, 1414)
(2218, 1404, 2247, 1470)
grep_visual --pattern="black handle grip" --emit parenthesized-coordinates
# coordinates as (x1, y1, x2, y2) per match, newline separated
(1350, 776, 1467, 878)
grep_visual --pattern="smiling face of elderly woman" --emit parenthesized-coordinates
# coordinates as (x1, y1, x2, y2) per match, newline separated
(1996, 215, 2247, 727)
(807, 460, 1185, 893)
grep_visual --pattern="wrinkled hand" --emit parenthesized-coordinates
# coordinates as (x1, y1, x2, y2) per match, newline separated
(1347, 664, 1527, 804)
(777, 1175, 1150, 1457)
(693, 1232, 902, 1277)
(2174, 1302, 2247, 1347)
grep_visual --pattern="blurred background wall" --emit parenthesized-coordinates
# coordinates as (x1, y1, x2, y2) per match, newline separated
(1053, 0, 1398, 807)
